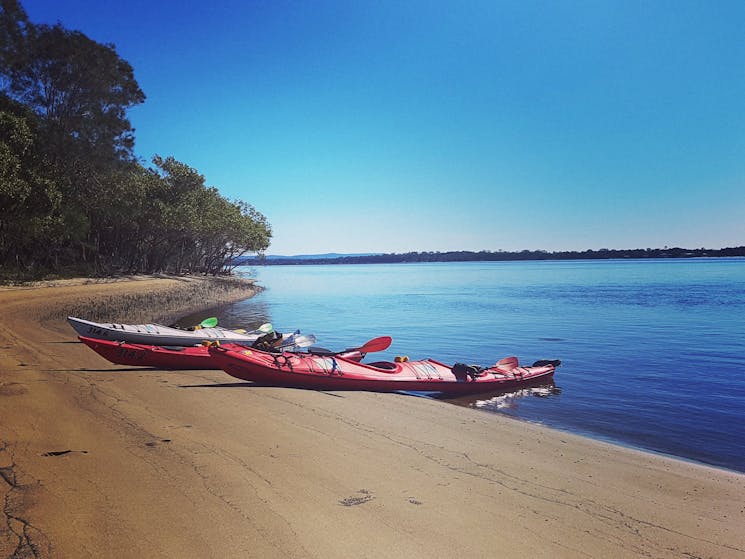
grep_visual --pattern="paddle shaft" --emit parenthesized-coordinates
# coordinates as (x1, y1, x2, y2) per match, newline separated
(309, 335, 392, 356)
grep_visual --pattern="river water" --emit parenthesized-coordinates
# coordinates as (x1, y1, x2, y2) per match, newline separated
(183, 258, 745, 473)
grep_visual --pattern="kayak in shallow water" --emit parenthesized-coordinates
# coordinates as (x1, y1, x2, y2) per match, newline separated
(207, 344, 560, 395)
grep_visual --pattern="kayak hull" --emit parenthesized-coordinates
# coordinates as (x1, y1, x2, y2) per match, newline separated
(79, 336, 364, 370)
(79, 336, 218, 369)
(208, 346, 558, 395)
(68, 316, 265, 346)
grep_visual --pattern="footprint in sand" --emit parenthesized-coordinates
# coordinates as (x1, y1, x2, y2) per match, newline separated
(144, 439, 172, 447)
(42, 450, 88, 457)
(339, 489, 374, 506)
(0, 382, 28, 396)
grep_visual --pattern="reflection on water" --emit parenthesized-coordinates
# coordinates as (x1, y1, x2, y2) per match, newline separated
(176, 300, 273, 334)
(444, 381, 561, 413)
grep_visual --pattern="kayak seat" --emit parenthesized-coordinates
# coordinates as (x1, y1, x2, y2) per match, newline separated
(531, 359, 561, 368)
(368, 361, 398, 371)
(452, 363, 484, 379)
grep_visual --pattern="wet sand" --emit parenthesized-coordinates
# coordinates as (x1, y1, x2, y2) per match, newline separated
(1, 278, 744, 558)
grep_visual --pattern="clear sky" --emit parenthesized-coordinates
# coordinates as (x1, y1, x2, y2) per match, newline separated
(22, 0, 745, 255)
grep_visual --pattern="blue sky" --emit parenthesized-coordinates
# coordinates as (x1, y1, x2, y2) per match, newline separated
(22, 0, 745, 255)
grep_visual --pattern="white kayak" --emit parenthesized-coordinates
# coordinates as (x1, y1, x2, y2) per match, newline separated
(67, 316, 275, 347)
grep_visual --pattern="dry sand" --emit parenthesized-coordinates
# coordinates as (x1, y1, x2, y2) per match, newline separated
(1, 278, 743, 558)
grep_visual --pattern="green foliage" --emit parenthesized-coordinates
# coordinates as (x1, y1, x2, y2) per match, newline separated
(2, 14, 145, 161)
(0, 93, 66, 274)
(0, 1, 272, 279)
(137, 156, 272, 275)
(0, 104, 33, 203)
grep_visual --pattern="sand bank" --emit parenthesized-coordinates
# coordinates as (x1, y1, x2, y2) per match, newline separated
(0, 278, 743, 558)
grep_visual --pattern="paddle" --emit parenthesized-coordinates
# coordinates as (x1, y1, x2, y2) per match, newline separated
(233, 323, 274, 335)
(181, 316, 217, 330)
(278, 333, 316, 349)
(308, 335, 392, 356)
(199, 317, 218, 328)
(494, 356, 520, 372)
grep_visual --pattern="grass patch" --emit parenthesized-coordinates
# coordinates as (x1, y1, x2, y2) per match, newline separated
(36, 275, 262, 325)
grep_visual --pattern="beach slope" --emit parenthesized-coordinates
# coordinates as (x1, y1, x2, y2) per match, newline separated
(1, 278, 743, 558)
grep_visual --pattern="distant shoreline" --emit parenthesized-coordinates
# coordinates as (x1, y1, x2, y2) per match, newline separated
(237, 246, 745, 266)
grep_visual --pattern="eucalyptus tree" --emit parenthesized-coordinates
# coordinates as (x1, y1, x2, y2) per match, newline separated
(0, 93, 67, 274)
(197, 195, 272, 275)
(1, 1, 271, 277)
(147, 155, 271, 275)
(1, 3, 144, 161)
(1, 0, 145, 272)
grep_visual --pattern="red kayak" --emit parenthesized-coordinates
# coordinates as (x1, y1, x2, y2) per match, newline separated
(78, 336, 364, 370)
(79, 336, 221, 369)
(207, 345, 559, 395)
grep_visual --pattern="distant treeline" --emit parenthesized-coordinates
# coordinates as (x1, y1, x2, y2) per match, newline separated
(237, 246, 745, 266)
(0, 1, 270, 280)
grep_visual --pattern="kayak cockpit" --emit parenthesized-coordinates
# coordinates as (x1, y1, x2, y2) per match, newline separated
(367, 361, 399, 371)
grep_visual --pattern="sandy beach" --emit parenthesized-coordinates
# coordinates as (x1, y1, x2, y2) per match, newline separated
(1, 278, 743, 558)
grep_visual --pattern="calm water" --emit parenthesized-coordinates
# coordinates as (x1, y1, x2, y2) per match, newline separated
(186, 259, 745, 473)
